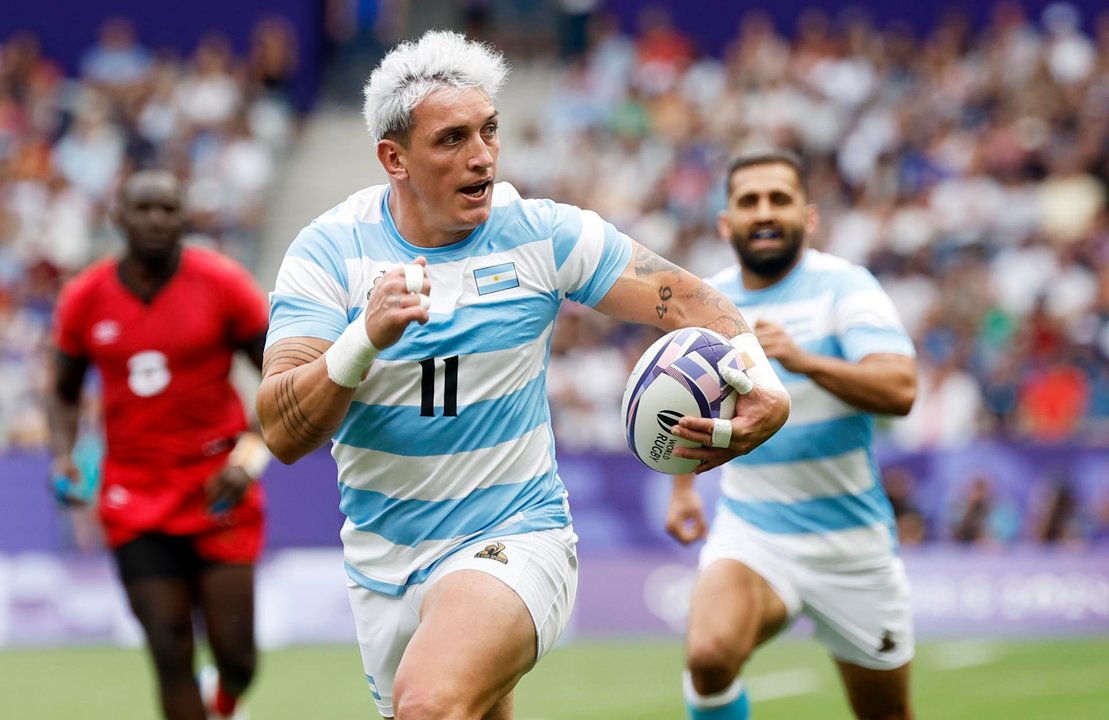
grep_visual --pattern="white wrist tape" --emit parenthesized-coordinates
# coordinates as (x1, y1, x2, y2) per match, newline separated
(229, 432, 270, 480)
(723, 332, 787, 394)
(710, 418, 732, 449)
(403, 264, 424, 294)
(324, 319, 379, 388)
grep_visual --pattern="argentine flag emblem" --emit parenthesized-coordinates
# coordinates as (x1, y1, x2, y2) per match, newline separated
(473, 262, 520, 295)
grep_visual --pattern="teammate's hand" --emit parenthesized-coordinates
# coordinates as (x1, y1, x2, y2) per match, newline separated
(206, 465, 253, 514)
(754, 319, 808, 374)
(671, 385, 790, 472)
(665, 484, 706, 545)
(364, 256, 432, 350)
(49, 456, 88, 507)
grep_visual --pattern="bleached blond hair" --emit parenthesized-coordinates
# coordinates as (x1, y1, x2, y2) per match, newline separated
(362, 30, 509, 144)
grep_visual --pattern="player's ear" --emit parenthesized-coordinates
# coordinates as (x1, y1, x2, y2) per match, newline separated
(377, 139, 407, 181)
(716, 210, 731, 241)
(804, 202, 819, 237)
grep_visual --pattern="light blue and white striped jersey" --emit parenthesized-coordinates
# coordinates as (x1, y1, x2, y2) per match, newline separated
(707, 249, 915, 569)
(267, 182, 632, 595)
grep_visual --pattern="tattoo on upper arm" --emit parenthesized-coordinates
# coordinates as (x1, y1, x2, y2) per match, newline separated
(633, 246, 682, 278)
(685, 285, 751, 337)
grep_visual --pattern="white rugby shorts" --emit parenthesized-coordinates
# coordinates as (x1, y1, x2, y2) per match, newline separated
(347, 525, 578, 718)
(700, 509, 914, 671)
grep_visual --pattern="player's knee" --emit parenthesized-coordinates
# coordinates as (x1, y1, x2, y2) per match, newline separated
(218, 646, 257, 692)
(853, 697, 912, 720)
(392, 682, 468, 720)
(686, 636, 748, 695)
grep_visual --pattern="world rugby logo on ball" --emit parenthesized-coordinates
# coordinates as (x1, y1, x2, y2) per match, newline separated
(656, 409, 683, 432)
(621, 328, 738, 474)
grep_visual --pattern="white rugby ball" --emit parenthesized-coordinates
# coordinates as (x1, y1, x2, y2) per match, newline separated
(621, 327, 738, 474)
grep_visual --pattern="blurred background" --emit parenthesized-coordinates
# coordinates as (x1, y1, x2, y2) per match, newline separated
(0, 0, 1106, 717)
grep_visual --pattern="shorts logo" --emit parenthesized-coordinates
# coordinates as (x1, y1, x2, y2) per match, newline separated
(475, 542, 508, 564)
(878, 630, 897, 653)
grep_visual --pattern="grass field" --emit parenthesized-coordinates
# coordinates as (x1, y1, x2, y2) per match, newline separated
(2, 637, 1107, 718)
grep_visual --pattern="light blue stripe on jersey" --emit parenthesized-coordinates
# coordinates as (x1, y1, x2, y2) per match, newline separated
(343, 503, 570, 596)
(721, 482, 891, 535)
(841, 324, 915, 361)
(569, 225, 633, 307)
(339, 469, 561, 545)
(335, 373, 548, 454)
(376, 293, 558, 360)
(285, 228, 353, 292)
(548, 202, 583, 270)
(741, 415, 873, 466)
(267, 293, 351, 346)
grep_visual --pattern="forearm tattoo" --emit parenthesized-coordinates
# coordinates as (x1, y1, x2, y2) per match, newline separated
(686, 284, 750, 337)
(634, 246, 681, 319)
(265, 343, 338, 446)
(262, 342, 324, 375)
(274, 369, 338, 446)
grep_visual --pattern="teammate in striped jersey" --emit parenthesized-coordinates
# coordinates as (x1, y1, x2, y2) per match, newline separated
(667, 150, 918, 720)
(256, 31, 790, 720)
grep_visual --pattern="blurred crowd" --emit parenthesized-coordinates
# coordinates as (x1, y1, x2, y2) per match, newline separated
(0, 17, 298, 448)
(518, 2, 1109, 454)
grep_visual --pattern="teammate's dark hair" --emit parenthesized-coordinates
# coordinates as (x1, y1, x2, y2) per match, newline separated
(725, 149, 808, 198)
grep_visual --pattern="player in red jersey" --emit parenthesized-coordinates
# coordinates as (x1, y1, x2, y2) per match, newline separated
(47, 169, 270, 720)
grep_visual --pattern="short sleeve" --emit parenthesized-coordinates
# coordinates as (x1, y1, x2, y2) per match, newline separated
(266, 223, 354, 347)
(549, 203, 633, 307)
(53, 279, 89, 358)
(834, 266, 916, 362)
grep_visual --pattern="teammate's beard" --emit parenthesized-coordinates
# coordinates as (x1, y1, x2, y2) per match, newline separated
(733, 224, 805, 279)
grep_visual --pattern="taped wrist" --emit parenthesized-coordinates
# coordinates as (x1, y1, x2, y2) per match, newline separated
(725, 332, 787, 395)
(229, 432, 270, 480)
(325, 319, 379, 388)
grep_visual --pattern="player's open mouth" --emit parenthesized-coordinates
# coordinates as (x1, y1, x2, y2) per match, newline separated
(750, 226, 783, 240)
(460, 180, 491, 199)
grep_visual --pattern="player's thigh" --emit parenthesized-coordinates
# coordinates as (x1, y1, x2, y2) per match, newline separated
(398, 570, 535, 713)
(349, 527, 577, 719)
(803, 557, 914, 672)
(196, 562, 256, 662)
(835, 659, 913, 720)
(113, 534, 197, 641)
(399, 527, 578, 716)
(687, 558, 791, 665)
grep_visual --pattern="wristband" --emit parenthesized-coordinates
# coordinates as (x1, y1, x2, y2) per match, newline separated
(725, 332, 787, 394)
(228, 432, 271, 480)
(325, 319, 379, 388)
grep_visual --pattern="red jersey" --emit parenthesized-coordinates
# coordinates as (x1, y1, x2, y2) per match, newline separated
(54, 245, 269, 552)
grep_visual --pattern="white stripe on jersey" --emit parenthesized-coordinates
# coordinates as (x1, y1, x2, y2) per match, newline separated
(557, 209, 608, 297)
(273, 255, 348, 309)
(732, 292, 835, 345)
(354, 326, 552, 409)
(336, 424, 552, 502)
(721, 447, 875, 503)
(779, 379, 858, 427)
(834, 288, 907, 334)
(721, 509, 897, 572)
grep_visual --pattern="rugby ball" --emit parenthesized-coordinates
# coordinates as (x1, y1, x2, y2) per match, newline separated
(621, 328, 738, 474)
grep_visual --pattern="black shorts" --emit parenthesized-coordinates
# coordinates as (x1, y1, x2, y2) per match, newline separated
(113, 533, 216, 584)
